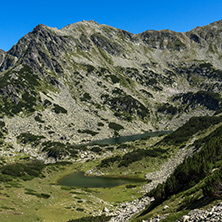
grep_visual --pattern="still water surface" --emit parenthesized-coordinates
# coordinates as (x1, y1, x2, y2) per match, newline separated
(88, 131, 170, 145)
(59, 172, 146, 188)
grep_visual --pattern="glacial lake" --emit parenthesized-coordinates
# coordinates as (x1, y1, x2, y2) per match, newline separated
(59, 131, 171, 188)
(58, 172, 146, 188)
(87, 131, 171, 145)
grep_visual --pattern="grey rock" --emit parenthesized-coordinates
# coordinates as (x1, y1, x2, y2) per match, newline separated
(163, 205, 169, 210)
(177, 202, 222, 222)
(103, 207, 109, 213)
(182, 215, 190, 222)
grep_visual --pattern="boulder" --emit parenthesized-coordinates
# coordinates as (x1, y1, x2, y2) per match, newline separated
(182, 215, 190, 222)
(103, 207, 109, 213)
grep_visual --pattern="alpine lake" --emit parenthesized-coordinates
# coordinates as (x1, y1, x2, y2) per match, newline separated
(58, 131, 170, 188)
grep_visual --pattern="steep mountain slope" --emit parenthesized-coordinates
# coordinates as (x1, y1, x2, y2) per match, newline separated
(133, 116, 222, 222)
(0, 20, 222, 162)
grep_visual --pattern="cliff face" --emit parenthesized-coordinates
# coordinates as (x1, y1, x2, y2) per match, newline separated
(0, 20, 222, 161)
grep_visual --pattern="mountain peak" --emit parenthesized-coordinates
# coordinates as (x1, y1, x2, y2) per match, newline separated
(61, 20, 101, 32)
(0, 49, 5, 54)
(81, 20, 99, 25)
(33, 23, 47, 31)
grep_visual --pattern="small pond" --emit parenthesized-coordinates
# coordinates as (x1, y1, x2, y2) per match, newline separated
(58, 172, 146, 188)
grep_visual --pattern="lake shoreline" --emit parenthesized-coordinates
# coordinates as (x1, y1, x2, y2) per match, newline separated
(81, 130, 171, 146)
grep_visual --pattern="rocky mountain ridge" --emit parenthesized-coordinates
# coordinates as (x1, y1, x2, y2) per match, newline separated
(0, 20, 222, 162)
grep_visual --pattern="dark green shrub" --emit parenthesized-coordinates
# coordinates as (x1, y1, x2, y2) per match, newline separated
(17, 133, 45, 146)
(91, 147, 103, 154)
(25, 191, 50, 199)
(68, 215, 111, 222)
(78, 129, 99, 136)
(0, 121, 5, 128)
(42, 141, 78, 159)
(1, 161, 44, 179)
(76, 208, 84, 212)
(43, 99, 52, 107)
(106, 147, 114, 151)
(118, 148, 166, 168)
(125, 184, 137, 188)
(81, 92, 91, 101)
(140, 89, 154, 98)
(108, 122, 124, 131)
(53, 104, 67, 114)
(34, 116, 45, 123)
(100, 155, 121, 168)
(98, 122, 104, 127)
(202, 169, 222, 198)
(106, 74, 120, 83)
(86, 64, 95, 73)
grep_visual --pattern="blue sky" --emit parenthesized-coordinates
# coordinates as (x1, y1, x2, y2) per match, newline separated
(0, 0, 222, 51)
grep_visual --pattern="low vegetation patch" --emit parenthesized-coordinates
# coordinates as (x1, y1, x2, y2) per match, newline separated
(42, 141, 78, 160)
(67, 215, 112, 222)
(108, 122, 124, 131)
(78, 129, 99, 136)
(91, 146, 103, 154)
(99, 147, 166, 169)
(53, 104, 68, 114)
(17, 133, 45, 146)
(118, 148, 166, 168)
(0, 65, 42, 116)
(34, 115, 45, 123)
(100, 155, 122, 168)
(1, 160, 45, 180)
(25, 189, 50, 199)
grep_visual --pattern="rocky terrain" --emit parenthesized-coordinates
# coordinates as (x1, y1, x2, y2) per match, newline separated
(0, 20, 222, 162)
(141, 202, 222, 222)
(177, 202, 222, 222)
(105, 133, 198, 221)
(107, 145, 194, 221)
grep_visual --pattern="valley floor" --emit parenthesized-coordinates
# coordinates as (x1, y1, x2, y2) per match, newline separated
(0, 119, 222, 222)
